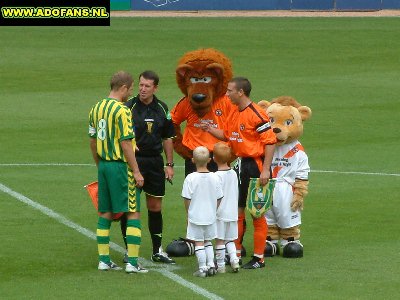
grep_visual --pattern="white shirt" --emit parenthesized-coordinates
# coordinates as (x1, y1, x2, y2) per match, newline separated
(271, 140, 310, 184)
(266, 140, 310, 228)
(215, 169, 238, 222)
(182, 171, 223, 225)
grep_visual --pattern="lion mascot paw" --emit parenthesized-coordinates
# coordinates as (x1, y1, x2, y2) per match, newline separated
(258, 96, 312, 258)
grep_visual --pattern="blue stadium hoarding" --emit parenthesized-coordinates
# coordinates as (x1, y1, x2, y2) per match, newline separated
(131, 0, 291, 10)
(335, 0, 381, 10)
(129, 0, 400, 11)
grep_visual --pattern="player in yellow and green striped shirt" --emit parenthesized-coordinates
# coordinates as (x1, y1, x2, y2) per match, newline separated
(88, 71, 148, 274)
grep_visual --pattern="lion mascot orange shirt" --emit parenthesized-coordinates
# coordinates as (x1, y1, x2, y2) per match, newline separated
(170, 48, 234, 163)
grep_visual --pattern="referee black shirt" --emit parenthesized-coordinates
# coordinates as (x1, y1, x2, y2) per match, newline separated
(125, 95, 175, 157)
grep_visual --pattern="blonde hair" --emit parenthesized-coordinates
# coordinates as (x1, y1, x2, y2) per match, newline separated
(213, 142, 231, 164)
(193, 146, 210, 167)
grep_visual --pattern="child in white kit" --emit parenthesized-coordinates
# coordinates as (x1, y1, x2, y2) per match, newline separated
(213, 142, 240, 273)
(182, 146, 223, 278)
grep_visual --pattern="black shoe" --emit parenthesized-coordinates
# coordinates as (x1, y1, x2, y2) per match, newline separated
(241, 256, 265, 269)
(264, 240, 280, 257)
(207, 267, 217, 276)
(151, 251, 176, 264)
(225, 255, 242, 266)
(282, 239, 303, 258)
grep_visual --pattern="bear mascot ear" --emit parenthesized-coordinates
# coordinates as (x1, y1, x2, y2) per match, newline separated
(298, 106, 312, 121)
(257, 100, 273, 110)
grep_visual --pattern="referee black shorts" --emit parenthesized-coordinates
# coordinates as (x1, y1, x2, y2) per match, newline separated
(234, 157, 261, 208)
(136, 155, 165, 197)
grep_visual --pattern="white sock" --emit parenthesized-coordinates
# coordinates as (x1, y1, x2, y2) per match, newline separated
(215, 244, 226, 269)
(195, 246, 206, 271)
(226, 241, 239, 263)
(204, 241, 215, 268)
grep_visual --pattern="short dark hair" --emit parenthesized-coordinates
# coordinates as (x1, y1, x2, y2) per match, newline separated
(139, 70, 159, 86)
(230, 77, 251, 97)
(110, 71, 133, 91)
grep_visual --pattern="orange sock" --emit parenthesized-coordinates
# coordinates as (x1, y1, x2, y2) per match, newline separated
(234, 212, 246, 256)
(253, 216, 267, 258)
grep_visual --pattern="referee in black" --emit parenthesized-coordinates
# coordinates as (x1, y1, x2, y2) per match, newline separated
(120, 70, 176, 264)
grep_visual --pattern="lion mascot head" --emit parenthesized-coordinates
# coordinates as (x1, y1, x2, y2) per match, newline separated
(171, 48, 234, 159)
(176, 48, 233, 117)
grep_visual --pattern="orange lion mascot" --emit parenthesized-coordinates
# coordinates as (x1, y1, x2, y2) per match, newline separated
(166, 49, 235, 257)
(170, 48, 234, 164)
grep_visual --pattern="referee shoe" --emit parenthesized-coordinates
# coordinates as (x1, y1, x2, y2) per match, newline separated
(151, 247, 176, 264)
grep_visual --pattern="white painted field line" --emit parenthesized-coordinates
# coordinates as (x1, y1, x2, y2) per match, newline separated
(311, 170, 400, 177)
(0, 182, 223, 300)
(0, 163, 399, 177)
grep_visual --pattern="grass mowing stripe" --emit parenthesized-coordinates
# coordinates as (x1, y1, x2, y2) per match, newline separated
(0, 163, 399, 177)
(0, 182, 224, 300)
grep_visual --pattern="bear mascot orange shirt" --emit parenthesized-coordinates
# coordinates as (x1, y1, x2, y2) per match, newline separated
(170, 48, 234, 161)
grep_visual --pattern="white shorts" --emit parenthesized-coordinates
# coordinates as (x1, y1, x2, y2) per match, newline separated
(265, 181, 301, 229)
(186, 222, 217, 242)
(216, 220, 238, 241)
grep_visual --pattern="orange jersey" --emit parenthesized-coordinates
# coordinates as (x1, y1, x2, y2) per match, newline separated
(224, 102, 277, 158)
(171, 95, 235, 151)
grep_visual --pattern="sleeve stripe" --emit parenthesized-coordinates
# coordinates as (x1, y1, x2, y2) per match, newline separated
(256, 122, 271, 133)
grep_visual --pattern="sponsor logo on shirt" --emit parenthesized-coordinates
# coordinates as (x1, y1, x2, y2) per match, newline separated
(229, 131, 243, 143)
(194, 119, 217, 128)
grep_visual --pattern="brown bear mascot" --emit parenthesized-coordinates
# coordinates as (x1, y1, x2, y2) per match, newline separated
(258, 96, 312, 258)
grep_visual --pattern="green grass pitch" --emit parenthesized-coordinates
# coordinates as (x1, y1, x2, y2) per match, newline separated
(1, 17, 399, 299)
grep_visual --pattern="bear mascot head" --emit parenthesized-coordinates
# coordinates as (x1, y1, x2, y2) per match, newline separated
(258, 96, 312, 146)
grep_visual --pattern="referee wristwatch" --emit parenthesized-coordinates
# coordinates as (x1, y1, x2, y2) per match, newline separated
(165, 162, 174, 168)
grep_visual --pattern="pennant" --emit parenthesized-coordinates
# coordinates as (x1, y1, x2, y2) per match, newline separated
(84, 181, 123, 221)
(246, 178, 276, 218)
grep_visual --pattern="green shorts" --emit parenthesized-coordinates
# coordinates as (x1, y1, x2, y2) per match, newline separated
(98, 160, 140, 213)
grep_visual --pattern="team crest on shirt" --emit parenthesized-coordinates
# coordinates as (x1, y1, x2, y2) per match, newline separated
(215, 109, 222, 116)
(145, 118, 154, 134)
(240, 124, 245, 131)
